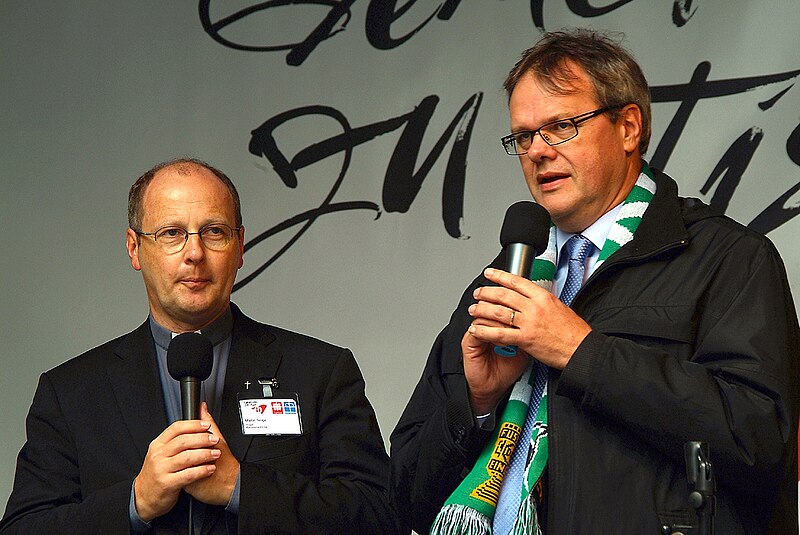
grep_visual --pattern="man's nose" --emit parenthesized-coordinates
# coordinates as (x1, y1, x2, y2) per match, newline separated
(524, 132, 555, 162)
(183, 233, 207, 261)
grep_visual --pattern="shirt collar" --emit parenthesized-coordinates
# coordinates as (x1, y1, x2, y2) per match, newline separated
(555, 203, 624, 259)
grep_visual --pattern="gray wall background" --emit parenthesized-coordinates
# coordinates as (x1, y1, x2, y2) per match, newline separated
(3, 1, 799, 510)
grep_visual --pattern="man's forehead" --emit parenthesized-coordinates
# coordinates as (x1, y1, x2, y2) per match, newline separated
(509, 77, 597, 127)
(141, 166, 234, 218)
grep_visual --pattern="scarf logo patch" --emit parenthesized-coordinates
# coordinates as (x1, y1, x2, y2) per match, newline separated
(469, 421, 521, 506)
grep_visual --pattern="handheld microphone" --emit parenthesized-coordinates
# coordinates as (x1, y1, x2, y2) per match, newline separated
(494, 201, 551, 357)
(167, 333, 214, 420)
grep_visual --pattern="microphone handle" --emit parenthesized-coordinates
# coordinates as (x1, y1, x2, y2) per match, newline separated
(494, 243, 536, 357)
(178, 376, 203, 535)
(505, 243, 536, 277)
(180, 377, 202, 420)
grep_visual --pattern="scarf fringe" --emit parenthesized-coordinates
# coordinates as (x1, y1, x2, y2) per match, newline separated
(431, 504, 492, 535)
(510, 494, 542, 535)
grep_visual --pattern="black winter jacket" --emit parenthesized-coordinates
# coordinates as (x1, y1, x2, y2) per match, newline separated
(390, 168, 799, 534)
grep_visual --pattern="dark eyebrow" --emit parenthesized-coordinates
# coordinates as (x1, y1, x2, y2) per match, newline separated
(510, 112, 575, 134)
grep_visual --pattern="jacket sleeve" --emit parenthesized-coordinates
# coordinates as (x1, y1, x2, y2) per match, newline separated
(389, 267, 498, 534)
(559, 232, 799, 505)
(0, 373, 133, 534)
(237, 348, 404, 535)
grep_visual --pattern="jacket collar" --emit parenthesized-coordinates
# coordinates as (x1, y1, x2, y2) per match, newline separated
(598, 166, 690, 267)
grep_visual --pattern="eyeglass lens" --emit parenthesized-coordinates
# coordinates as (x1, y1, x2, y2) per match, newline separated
(154, 225, 236, 252)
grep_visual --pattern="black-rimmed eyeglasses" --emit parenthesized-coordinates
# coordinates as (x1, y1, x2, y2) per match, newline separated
(501, 105, 624, 155)
(134, 223, 241, 254)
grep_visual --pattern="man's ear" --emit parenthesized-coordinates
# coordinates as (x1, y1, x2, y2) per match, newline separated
(126, 228, 142, 271)
(619, 103, 643, 155)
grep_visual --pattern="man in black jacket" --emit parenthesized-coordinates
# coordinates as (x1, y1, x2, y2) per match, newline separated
(390, 29, 799, 534)
(1, 158, 400, 534)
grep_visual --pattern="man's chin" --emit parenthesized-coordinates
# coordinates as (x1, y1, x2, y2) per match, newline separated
(168, 301, 227, 330)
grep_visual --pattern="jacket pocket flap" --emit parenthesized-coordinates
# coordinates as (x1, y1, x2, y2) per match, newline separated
(245, 433, 310, 462)
(589, 304, 695, 343)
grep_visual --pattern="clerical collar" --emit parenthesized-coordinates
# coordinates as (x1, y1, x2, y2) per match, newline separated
(149, 307, 234, 351)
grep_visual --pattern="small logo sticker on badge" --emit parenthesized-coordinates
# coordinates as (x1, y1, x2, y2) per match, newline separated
(238, 397, 303, 435)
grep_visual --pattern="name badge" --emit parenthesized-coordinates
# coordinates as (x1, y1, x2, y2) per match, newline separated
(237, 379, 303, 436)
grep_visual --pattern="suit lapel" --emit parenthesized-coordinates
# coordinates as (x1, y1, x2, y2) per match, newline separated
(219, 307, 281, 461)
(106, 320, 169, 459)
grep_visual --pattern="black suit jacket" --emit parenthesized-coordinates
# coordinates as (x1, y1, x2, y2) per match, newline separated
(1, 304, 400, 534)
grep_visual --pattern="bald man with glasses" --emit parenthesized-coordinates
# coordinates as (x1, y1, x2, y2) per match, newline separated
(2, 158, 402, 535)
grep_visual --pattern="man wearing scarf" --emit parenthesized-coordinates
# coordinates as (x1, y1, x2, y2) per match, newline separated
(390, 29, 799, 535)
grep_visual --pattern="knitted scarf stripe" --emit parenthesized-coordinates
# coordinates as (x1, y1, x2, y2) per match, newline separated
(596, 171, 656, 266)
(430, 166, 656, 535)
(529, 226, 557, 290)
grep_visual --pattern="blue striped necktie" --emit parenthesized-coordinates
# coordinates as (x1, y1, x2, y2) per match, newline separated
(560, 234, 593, 306)
(492, 233, 594, 534)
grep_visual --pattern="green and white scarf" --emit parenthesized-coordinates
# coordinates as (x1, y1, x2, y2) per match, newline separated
(430, 165, 657, 535)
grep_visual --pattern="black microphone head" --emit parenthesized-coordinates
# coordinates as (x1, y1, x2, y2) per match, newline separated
(167, 333, 213, 381)
(500, 201, 551, 254)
